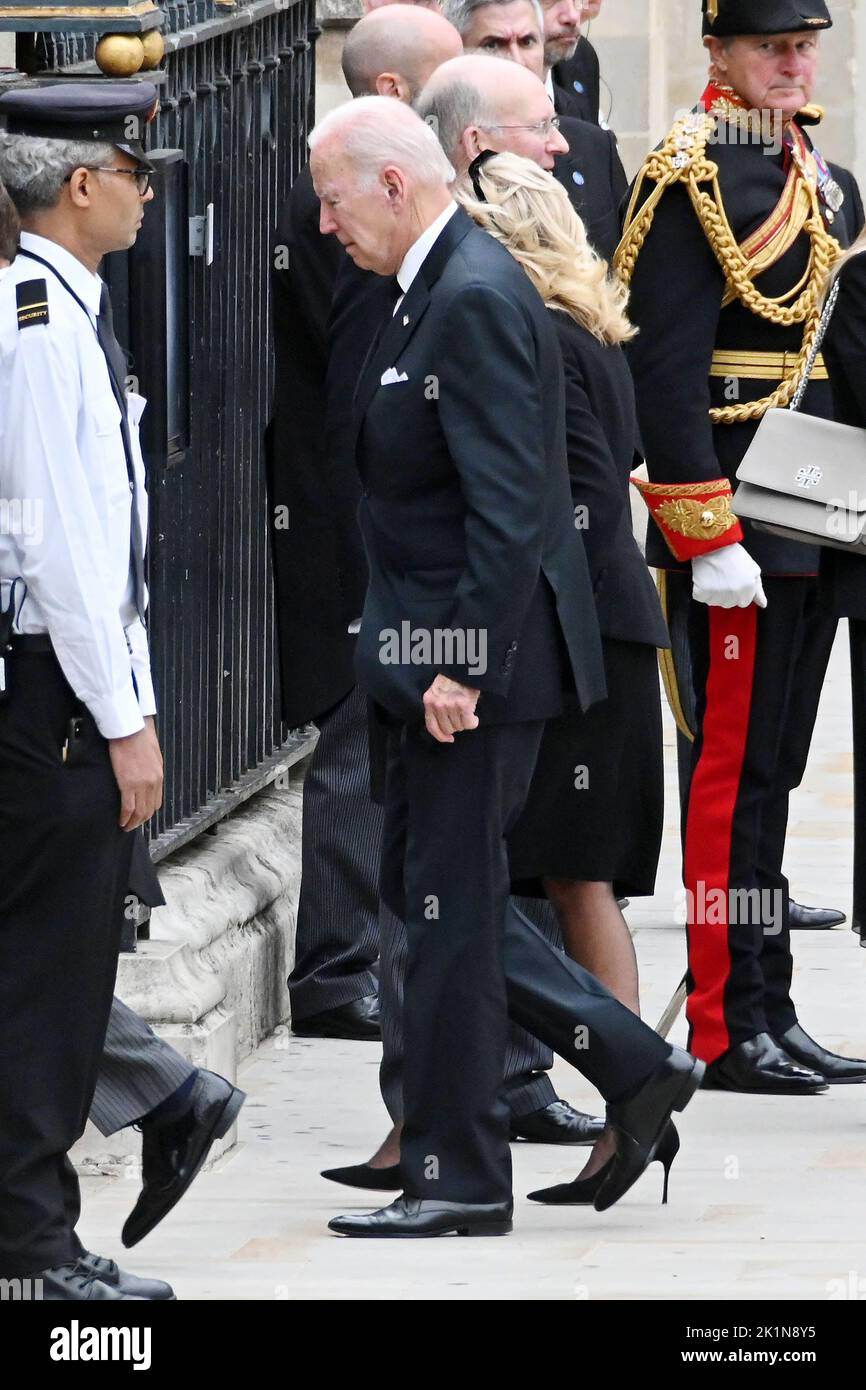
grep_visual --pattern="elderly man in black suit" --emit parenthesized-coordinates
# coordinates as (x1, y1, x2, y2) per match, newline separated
(311, 96, 703, 1238)
(418, 52, 624, 257)
(268, 5, 463, 1042)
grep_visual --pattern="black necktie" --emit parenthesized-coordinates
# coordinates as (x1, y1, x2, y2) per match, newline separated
(97, 283, 147, 625)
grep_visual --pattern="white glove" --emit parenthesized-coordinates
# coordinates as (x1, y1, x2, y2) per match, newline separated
(691, 544, 767, 609)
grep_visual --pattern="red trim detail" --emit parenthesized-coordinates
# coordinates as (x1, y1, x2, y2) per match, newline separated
(684, 605, 758, 1063)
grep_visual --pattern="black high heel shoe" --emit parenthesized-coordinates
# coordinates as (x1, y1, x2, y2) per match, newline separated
(321, 1162, 403, 1192)
(527, 1124, 680, 1206)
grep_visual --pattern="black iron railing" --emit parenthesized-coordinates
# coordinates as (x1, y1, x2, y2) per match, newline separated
(28, 0, 319, 857)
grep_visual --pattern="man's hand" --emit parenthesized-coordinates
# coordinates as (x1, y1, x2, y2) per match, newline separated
(109, 715, 164, 830)
(422, 674, 481, 744)
(692, 544, 767, 610)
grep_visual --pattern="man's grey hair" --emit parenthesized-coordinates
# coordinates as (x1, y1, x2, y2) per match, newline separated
(414, 78, 499, 165)
(0, 133, 115, 216)
(444, 0, 544, 39)
(309, 95, 455, 191)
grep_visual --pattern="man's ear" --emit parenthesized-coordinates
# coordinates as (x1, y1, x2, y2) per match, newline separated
(462, 125, 482, 162)
(65, 166, 93, 208)
(382, 166, 406, 206)
(375, 71, 405, 99)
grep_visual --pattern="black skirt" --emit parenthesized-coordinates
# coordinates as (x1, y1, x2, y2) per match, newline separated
(508, 638, 664, 898)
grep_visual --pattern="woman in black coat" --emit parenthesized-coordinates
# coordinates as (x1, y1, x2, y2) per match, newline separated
(459, 153, 672, 1200)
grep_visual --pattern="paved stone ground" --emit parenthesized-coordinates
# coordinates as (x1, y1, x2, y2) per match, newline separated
(78, 630, 866, 1301)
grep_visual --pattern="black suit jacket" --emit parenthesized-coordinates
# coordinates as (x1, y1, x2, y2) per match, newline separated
(552, 310, 669, 649)
(266, 163, 372, 726)
(353, 207, 605, 726)
(553, 116, 627, 262)
(553, 37, 601, 125)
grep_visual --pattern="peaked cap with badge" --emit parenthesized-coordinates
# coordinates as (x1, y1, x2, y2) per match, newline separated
(702, 0, 832, 37)
(0, 80, 158, 167)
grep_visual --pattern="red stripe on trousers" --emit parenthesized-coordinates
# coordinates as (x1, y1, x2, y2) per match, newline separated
(684, 605, 758, 1063)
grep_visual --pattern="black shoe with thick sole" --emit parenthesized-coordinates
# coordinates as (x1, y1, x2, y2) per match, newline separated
(776, 1023, 866, 1084)
(122, 1070, 246, 1249)
(329, 1195, 513, 1238)
(292, 994, 381, 1040)
(28, 1261, 148, 1301)
(510, 1100, 604, 1145)
(78, 1251, 176, 1300)
(701, 1033, 828, 1096)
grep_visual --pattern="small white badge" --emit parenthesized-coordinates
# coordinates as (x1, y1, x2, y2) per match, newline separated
(795, 466, 823, 488)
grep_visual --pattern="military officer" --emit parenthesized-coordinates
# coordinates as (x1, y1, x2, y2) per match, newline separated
(0, 82, 173, 1299)
(619, 0, 866, 1093)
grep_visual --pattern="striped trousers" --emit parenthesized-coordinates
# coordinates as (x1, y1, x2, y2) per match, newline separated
(89, 997, 195, 1137)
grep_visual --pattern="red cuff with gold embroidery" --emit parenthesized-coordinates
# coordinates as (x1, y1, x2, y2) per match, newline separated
(630, 476, 743, 561)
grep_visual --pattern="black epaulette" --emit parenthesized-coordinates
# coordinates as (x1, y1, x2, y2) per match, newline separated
(16, 279, 49, 329)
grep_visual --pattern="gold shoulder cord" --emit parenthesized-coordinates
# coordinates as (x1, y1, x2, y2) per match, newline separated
(614, 112, 843, 425)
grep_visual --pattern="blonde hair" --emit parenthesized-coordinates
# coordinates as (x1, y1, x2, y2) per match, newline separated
(455, 151, 635, 345)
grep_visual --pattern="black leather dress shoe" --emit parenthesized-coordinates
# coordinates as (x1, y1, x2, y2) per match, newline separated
(79, 1251, 175, 1300)
(329, 1195, 513, 1238)
(789, 899, 846, 930)
(122, 1069, 246, 1248)
(292, 994, 381, 1040)
(510, 1100, 604, 1145)
(777, 1023, 866, 1083)
(321, 1162, 403, 1191)
(33, 1261, 148, 1301)
(702, 1032, 827, 1095)
(594, 1047, 704, 1212)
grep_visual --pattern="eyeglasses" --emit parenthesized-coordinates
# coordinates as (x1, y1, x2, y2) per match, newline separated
(480, 117, 562, 137)
(67, 166, 152, 195)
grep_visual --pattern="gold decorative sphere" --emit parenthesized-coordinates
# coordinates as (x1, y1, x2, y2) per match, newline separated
(95, 34, 145, 77)
(139, 30, 166, 70)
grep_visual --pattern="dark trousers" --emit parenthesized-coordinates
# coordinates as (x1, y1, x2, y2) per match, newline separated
(0, 653, 134, 1277)
(380, 718, 670, 1204)
(288, 684, 382, 1021)
(850, 621, 866, 931)
(683, 577, 836, 1062)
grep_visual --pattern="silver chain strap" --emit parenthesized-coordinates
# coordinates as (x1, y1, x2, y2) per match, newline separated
(789, 277, 841, 413)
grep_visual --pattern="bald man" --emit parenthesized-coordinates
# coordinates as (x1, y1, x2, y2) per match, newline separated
(418, 53, 625, 258)
(267, 7, 463, 1042)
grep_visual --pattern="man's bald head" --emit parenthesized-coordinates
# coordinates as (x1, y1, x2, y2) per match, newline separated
(417, 53, 566, 171)
(362, 0, 442, 11)
(342, 5, 463, 103)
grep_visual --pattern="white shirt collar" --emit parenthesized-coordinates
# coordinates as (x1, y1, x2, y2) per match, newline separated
(18, 230, 103, 317)
(545, 68, 555, 102)
(396, 202, 459, 300)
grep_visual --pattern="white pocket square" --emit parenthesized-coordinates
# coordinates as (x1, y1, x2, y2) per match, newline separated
(380, 368, 409, 386)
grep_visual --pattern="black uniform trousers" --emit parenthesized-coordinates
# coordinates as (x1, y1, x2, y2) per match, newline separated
(380, 716, 671, 1204)
(0, 652, 133, 1277)
(287, 684, 382, 1021)
(683, 577, 836, 1063)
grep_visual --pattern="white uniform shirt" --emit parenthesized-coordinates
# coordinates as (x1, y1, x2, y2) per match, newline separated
(0, 232, 155, 739)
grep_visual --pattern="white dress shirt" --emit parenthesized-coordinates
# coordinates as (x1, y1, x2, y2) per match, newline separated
(393, 201, 459, 314)
(0, 231, 156, 738)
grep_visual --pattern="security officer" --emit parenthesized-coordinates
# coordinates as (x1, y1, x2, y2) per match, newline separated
(619, 0, 866, 1093)
(0, 82, 172, 1299)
